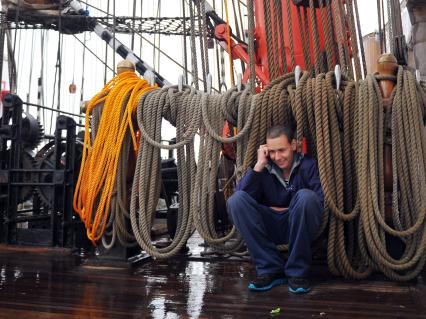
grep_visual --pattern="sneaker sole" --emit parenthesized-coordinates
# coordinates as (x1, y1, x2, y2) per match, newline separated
(288, 286, 311, 294)
(248, 278, 287, 292)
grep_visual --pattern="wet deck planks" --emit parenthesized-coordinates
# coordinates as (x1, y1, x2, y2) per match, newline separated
(0, 237, 425, 319)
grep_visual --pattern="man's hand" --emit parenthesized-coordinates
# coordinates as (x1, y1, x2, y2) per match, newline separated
(254, 144, 269, 172)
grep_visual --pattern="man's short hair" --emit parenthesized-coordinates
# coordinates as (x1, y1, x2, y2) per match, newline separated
(266, 125, 295, 142)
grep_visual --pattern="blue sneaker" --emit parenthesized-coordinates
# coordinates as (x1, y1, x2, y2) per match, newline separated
(248, 273, 287, 292)
(288, 277, 311, 294)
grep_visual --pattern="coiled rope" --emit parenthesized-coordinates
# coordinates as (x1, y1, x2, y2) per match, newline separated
(78, 65, 426, 281)
(356, 68, 426, 280)
(130, 85, 200, 258)
(73, 71, 152, 243)
(191, 85, 256, 253)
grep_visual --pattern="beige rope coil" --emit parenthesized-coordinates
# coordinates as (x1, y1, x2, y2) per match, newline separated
(356, 68, 426, 281)
(130, 85, 200, 259)
(191, 85, 256, 254)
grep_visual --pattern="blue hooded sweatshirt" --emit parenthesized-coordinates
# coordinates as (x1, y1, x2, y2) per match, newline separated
(236, 153, 324, 209)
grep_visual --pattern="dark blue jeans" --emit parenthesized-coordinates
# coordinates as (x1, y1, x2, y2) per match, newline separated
(227, 189, 323, 277)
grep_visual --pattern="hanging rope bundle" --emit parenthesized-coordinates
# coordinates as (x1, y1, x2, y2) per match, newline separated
(73, 71, 152, 244)
(191, 85, 256, 253)
(356, 68, 426, 281)
(308, 71, 370, 279)
(130, 85, 201, 259)
(259, 0, 364, 78)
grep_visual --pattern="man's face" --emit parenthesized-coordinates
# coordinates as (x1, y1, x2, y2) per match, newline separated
(266, 135, 296, 171)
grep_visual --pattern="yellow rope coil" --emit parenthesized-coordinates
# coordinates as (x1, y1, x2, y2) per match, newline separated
(73, 71, 154, 244)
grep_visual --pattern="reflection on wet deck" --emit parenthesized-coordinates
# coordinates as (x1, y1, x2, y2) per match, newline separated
(0, 235, 425, 319)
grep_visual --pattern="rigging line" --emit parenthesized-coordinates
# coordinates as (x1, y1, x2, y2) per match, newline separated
(11, 0, 21, 85)
(353, 0, 366, 78)
(83, 0, 213, 90)
(14, 26, 19, 93)
(236, 0, 245, 45)
(157, 0, 161, 73)
(5, 26, 17, 93)
(49, 38, 59, 134)
(38, 29, 44, 122)
(72, 33, 115, 73)
(152, 0, 156, 69)
(23, 102, 86, 119)
(377, 0, 383, 53)
(42, 30, 49, 125)
(131, 0, 137, 50)
(57, 35, 64, 111)
(224, 0, 235, 86)
(57, 9, 64, 111)
(238, 0, 246, 8)
(387, 0, 393, 53)
(16, 24, 23, 95)
(113, 0, 116, 73)
(197, 0, 207, 86)
(0, 15, 5, 96)
(71, 35, 77, 119)
(140, 0, 143, 59)
(81, 0, 188, 78)
(381, 0, 386, 52)
(72, 37, 77, 83)
(231, 0, 245, 73)
(181, 0, 189, 84)
(188, 0, 199, 89)
(50, 31, 63, 134)
(79, 32, 87, 126)
(220, 0, 226, 91)
(104, 0, 110, 85)
(213, 0, 222, 89)
(134, 30, 219, 92)
(26, 29, 36, 104)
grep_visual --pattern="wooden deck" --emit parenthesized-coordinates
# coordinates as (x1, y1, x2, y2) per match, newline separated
(0, 235, 425, 319)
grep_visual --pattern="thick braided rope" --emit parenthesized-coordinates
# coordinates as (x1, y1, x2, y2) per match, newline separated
(247, 0, 256, 92)
(318, 0, 334, 70)
(356, 69, 426, 280)
(309, 0, 323, 75)
(332, 0, 347, 73)
(130, 86, 200, 258)
(274, 0, 287, 73)
(338, 0, 354, 78)
(264, 0, 278, 80)
(73, 72, 151, 243)
(346, 0, 362, 80)
(191, 86, 258, 253)
(297, 8, 312, 71)
(285, 0, 296, 70)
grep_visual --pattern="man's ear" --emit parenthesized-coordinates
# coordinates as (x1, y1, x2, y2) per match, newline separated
(291, 139, 297, 151)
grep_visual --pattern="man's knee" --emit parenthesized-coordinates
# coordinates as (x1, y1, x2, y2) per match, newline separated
(289, 189, 323, 220)
(227, 190, 252, 210)
(293, 189, 320, 207)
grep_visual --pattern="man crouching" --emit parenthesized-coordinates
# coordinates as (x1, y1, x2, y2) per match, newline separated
(227, 125, 324, 294)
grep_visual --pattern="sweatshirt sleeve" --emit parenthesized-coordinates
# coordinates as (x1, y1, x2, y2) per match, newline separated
(236, 168, 264, 202)
(304, 160, 324, 208)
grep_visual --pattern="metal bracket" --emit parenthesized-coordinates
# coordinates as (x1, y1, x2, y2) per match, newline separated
(206, 73, 213, 94)
(295, 66, 302, 88)
(335, 64, 342, 91)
